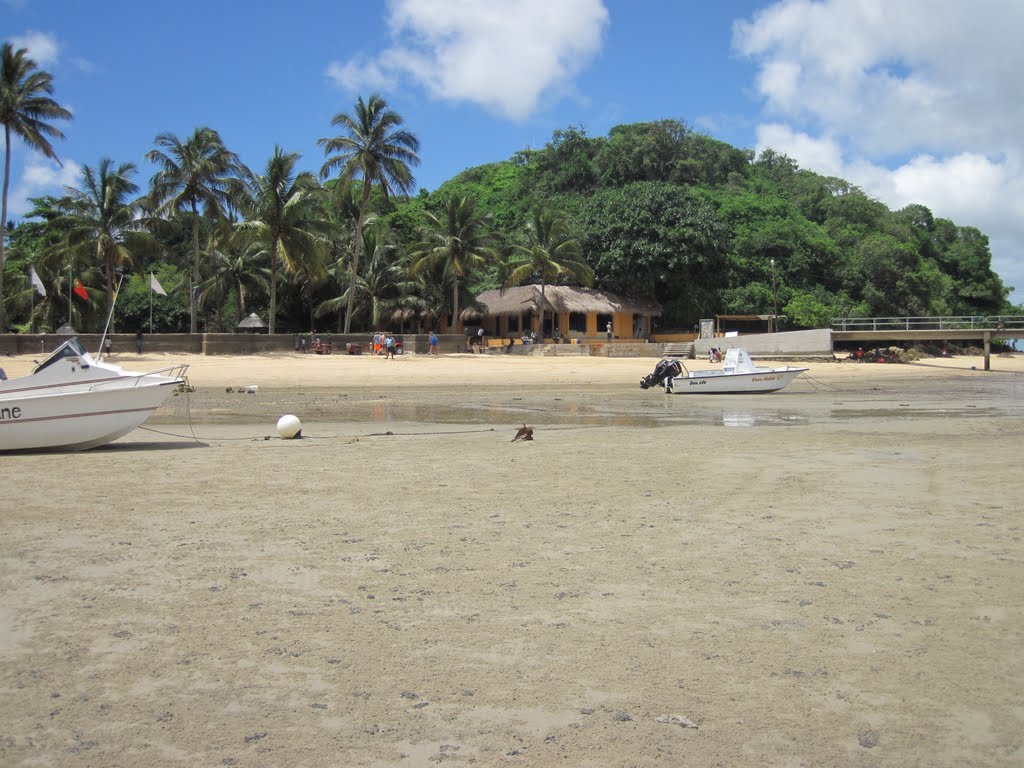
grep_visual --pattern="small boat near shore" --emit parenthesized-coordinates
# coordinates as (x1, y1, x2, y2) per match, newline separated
(0, 338, 188, 452)
(640, 348, 807, 394)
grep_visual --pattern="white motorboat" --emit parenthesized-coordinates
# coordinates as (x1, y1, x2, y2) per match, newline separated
(640, 348, 807, 394)
(0, 337, 188, 452)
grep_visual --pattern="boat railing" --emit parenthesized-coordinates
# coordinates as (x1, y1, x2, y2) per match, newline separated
(86, 363, 190, 391)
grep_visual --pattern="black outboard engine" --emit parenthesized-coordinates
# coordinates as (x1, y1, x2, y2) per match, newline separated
(640, 359, 683, 389)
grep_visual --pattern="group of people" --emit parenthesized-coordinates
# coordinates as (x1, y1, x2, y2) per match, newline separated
(371, 331, 398, 358)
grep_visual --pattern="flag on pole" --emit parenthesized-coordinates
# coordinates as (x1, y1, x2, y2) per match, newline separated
(150, 272, 167, 296)
(73, 278, 89, 300)
(29, 267, 47, 297)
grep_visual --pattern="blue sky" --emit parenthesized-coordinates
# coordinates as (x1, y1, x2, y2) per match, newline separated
(4, 0, 1022, 304)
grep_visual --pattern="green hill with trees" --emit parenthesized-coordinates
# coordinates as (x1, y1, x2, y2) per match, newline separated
(422, 121, 1012, 332)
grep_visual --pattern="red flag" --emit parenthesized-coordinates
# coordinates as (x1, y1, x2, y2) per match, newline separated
(73, 279, 89, 300)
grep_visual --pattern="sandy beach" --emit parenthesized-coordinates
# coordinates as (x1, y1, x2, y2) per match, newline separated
(2, 350, 1022, 766)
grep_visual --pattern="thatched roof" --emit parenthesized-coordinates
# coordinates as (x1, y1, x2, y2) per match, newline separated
(236, 313, 267, 329)
(467, 285, 662, 319)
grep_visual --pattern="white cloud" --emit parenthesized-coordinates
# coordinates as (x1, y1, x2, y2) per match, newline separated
(325, 0, 609, 120)
(735, 0, 1024, 303)
(755, 124, 844, 177)
(70, 56, 98, 73)
(9, 157, 82, 217)
(8, 30, 59, 67)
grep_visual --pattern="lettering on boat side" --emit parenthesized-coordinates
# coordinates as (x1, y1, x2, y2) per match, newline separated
(689, 380, 706, 386)
(0, 405, 23, 420)
(751, 376, 778, 382)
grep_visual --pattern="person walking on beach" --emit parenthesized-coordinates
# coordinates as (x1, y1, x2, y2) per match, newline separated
(384, 332, 396, 359)
(135, 330, 143, 354)
(606, 321, 613, 341)
(477, 326, 485, 353)
(104, 336, 112, 357)
(429, 331, 438, 355)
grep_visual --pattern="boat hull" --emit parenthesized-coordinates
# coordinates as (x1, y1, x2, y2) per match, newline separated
(668, 367, 806, 394)
(0, 382, 178, 452)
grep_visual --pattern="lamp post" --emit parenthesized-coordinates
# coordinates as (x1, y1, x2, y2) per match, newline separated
(770, 258, 779, 332)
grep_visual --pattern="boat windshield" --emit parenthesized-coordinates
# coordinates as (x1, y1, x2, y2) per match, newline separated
(32, 337, 90, 375)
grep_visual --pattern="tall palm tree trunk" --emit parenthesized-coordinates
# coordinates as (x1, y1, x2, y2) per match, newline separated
(345, 180, 373, 334)
(269, 250, 278, 335)
(237, 279, 246, 327)
(452, 279, 460, 335)
(191, 203, 201, 334)
(0, 128, 11, 330)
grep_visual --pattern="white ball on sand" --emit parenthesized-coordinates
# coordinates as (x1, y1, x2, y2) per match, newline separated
(277, 414, 302, 439)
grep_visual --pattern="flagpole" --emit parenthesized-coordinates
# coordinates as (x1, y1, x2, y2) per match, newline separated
(150, 275, 154, 333)
(97, 273, 124, 357)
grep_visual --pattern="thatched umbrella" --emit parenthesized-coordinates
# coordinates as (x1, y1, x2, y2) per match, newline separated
(236, 313, 267, 334)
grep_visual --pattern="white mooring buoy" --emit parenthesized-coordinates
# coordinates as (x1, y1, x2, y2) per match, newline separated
(277, 414, 302, 439)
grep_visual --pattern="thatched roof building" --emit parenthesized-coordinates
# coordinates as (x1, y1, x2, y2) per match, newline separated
(465, 285, 662, 340)
(467, 285, 662, 318)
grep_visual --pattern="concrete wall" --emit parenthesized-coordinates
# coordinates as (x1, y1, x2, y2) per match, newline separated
(0, 333, 204, 356)
(0, 332, 479, 357)
(693, 329, 834, 358)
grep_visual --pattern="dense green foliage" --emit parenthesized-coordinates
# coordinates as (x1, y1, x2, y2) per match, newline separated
(3, 107, 1017, 334)
(414, 120, 1013, 330)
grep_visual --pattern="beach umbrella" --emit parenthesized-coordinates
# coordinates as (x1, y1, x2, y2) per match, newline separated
(236, 313, 267, 334)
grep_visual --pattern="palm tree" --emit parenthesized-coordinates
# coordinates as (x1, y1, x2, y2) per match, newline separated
(504, 208, 594, 334)
(52, 158, 159, 328)
(0, 42, 72, 330)
(321, 179, 360, 330)
(198, 230, 270, 329)
(408, 195, 498, 334)
(146, 127, 240, 333)
(236, 146, 328, 334)
(318, 93, 419, 333)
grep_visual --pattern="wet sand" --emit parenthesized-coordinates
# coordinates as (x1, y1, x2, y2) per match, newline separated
(1, 351, 1022, 766)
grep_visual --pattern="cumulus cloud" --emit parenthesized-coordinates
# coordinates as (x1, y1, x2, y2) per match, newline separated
(9, 157, 82, 217)
(325, 0, 609, 120)
(734, 0, 1024, 301)
(8, 30, 59, 67)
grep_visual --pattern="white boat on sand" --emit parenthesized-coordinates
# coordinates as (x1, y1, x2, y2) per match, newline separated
(640, 348, 807, 394)
(0, 338, 188, 452)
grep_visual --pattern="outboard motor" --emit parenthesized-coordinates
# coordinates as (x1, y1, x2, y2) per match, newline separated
(640, 359, 683, 389)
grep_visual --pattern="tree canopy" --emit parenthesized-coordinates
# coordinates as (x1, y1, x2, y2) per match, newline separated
(3, 104, 1016, 335)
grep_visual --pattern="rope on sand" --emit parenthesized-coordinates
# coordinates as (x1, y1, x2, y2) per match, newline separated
(797, 372, 847, 391)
